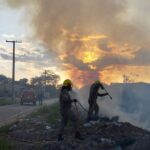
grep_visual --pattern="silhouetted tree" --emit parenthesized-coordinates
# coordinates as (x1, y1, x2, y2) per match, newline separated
(31, 70, 60, 98)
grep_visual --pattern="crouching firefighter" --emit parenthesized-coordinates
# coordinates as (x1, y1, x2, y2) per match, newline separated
(87, 80, 108, 122)
(58, 79, 83, 141)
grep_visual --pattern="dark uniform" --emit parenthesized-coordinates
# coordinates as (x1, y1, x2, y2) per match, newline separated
(37, 87, 43, 105)
(58, 79, 83, 141)
(59, 88, 78, 135)
(87, 82, 108, 121)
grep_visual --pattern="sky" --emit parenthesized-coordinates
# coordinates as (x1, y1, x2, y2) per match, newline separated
(0, 2, 66, 82)
(0, 0, 150, 87)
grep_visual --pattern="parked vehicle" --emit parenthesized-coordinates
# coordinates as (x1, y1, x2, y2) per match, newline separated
(20, 90, 36, 105)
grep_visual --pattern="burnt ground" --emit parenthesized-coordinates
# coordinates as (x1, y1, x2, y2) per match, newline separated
(0, 104, 150, 150)
(3, 118, 150, 150)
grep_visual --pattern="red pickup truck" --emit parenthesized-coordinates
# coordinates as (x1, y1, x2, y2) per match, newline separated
(20, 90, 37, 105)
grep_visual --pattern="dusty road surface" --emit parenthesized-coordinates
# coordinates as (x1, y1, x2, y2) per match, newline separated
(0, 98, 58, 127)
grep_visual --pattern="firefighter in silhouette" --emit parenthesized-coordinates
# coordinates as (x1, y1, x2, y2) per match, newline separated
(58, 79, 83, 141)
(37, 83, 43, 105)
(87, 80, 108, 122)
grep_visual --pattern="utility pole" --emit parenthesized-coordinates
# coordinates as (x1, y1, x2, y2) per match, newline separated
(43, 70, 47, 99)
(6, 40, 22, 101)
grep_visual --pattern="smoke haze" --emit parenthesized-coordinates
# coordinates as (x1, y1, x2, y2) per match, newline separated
(76, 83, 150, 131)
(3, 0, 150, 86)
(2, 0, 150, 131)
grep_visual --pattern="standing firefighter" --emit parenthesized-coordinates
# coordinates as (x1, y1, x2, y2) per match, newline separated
(87, 80, 108, 122)
(58, 79, 83, 141)
(37, 84, 43, 105)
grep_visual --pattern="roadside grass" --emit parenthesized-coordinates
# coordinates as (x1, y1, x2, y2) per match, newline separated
(47, 103, 60, 125)
(0, 137, 11, 150)
(0, 125, 11, 135)
(0, 125, 12, 150)
(30, 102, 75, 128)
(0, 98, 17, 106)
(30, 102, 60, 125)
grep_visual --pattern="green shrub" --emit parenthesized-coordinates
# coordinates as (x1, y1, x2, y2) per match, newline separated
(47, 103, 60, 125)
(0, 137, 11, 150)
(0, 99, 16, 106)
(30, 102, 60, 125)
(0, 125, 11, 134)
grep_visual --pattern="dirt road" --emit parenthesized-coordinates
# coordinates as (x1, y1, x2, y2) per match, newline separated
(0, 99, 58, 127)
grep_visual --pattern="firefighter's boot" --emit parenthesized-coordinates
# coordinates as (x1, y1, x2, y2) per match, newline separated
(58, 134, 64, 141)
(74, 131, 84, 140)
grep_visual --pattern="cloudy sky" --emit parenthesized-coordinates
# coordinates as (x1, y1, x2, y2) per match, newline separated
(0, 0, 150, 87)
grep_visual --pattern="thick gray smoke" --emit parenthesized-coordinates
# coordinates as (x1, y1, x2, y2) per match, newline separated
(76, 83, 150, 131)
(3, 0, 150, 45)
(3, 0, 150, 130)
(3, 0, 150, 86)
(2, 0, 150, 84)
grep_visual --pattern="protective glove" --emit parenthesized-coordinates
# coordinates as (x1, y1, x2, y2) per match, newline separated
(100, 83, 104, 89)
(72, 99, 78, 103)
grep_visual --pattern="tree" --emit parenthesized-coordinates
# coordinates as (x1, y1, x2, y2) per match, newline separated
(31, 70, 60, 98)
(31, 70, 60, 87)
(31, 76, 43, 87)
(0, 75, 7, 82)
(0, 75, 11, 97)
(18, 78, 28, 86)
(123, 73, 139, 83)
(42, 70, 60, 86)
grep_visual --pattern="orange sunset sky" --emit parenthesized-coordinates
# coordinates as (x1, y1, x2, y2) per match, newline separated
(0, 0, 150, 87)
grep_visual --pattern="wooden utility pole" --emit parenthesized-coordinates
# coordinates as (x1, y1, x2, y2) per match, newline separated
(6, 40, 22, 101)
(43, 70, 47, 98)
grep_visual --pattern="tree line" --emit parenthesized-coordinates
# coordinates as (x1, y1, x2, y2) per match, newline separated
(0, 70, 61, 98)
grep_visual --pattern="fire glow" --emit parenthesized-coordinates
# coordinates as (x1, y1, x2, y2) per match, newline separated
(3, 0, 150, 87)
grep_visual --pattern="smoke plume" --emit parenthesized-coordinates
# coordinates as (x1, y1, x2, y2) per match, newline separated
(3, 0, 150, 86)
(3, 0, 150, 131)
